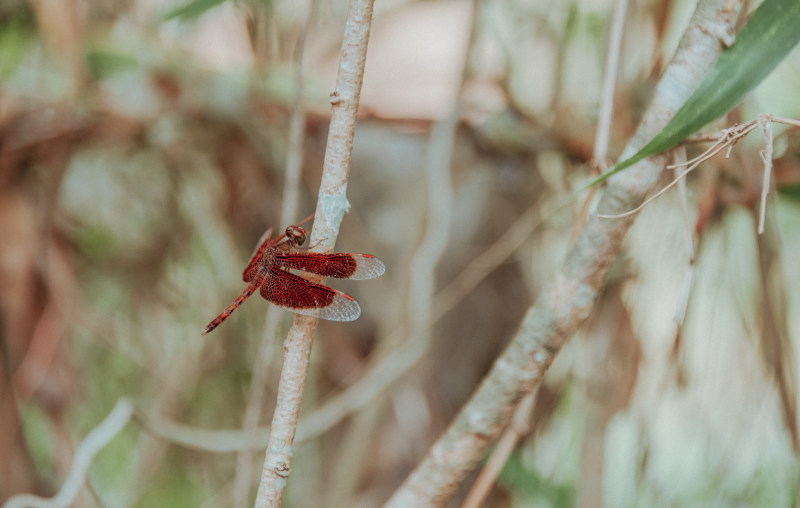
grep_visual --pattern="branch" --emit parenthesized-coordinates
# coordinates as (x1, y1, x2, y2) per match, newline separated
(3, 399, 133, 508)
(383, 0, 742, 505)
(253, 0, 376, 506)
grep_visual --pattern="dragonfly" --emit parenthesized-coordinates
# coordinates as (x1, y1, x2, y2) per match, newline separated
(202, 222, 385, 335)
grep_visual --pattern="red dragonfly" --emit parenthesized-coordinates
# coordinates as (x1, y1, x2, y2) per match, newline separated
(202, 223, 385, 335)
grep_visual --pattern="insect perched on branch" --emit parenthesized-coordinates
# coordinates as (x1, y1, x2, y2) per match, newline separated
(202, 222, 385, 335)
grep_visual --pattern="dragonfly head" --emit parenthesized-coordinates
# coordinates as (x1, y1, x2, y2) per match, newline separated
(285, 225, 307, 246)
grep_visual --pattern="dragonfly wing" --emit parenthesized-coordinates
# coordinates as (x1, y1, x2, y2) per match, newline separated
(243, 228, 273, 282)
(274, 252, 385, 280)
(261, 267, 362, 321)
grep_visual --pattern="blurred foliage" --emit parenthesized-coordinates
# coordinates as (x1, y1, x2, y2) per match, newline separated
(0, 14, 35, 82)
(0, 0, 799, 507)
(499, 452, 575, 508)
(163, 0, 232, 21)
(85, 49, 139, 80)
(20, 403, 56, 484)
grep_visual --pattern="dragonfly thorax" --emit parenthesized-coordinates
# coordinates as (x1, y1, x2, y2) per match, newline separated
(285, 225, 307, 246)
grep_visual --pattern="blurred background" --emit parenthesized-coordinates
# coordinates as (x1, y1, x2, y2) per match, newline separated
(1, 0, 800, 506)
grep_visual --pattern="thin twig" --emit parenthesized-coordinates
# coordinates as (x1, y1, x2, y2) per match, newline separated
(279, 2, 314, 227)
(4, 400, 133, 508)
(770, 115, 800, 128)
(597, 120, 760, 219)
(593, 0, 628, 165)
(597, 112, 800, 223)
(253, 0, 375, 506)
(673, 146, 695, 261)
(671, 146, 695, 325)
(574, 0, 627, 242)
(461, 390, 536, 508)
(406, 0, 480, 341)
(755, 210, 800, 452)
(758, 116, 773, 234)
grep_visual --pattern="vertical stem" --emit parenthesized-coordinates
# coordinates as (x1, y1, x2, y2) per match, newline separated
(253, 0, 375, 506)
(254, 323, 316, 508)
(593, 0, 628, 165)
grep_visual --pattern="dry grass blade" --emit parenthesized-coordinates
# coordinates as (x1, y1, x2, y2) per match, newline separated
(597, 120, 761, 220)
(758, 117, 773, 234)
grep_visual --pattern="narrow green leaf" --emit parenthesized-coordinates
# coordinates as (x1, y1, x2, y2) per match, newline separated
(86, 49, 139, 79)
(0, 17, 35, 82)
(778, 184, 800, 205)
(590, 0, 800, 187)
(163, 0, 229, 21)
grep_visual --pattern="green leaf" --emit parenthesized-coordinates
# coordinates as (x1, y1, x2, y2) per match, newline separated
(778, 183, 800, 205)
(162, 0, 229, 21)
(591, 0, 800, 187)
(0, 17, 35, 82)
(86, 49, 139, 79)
